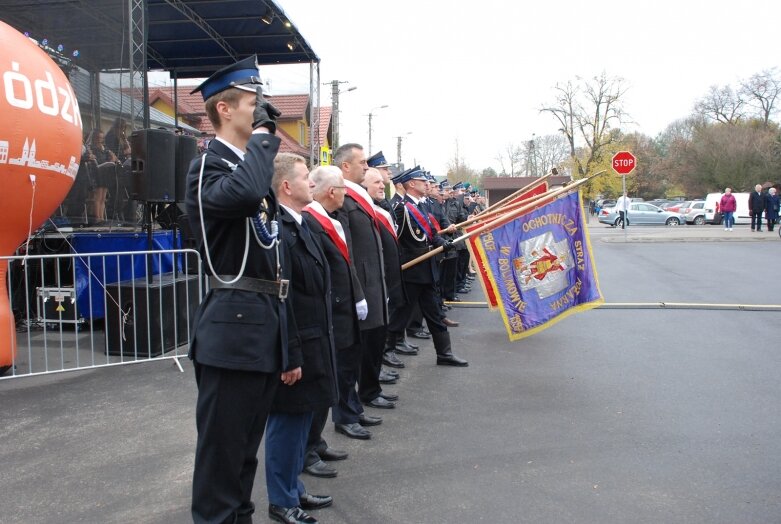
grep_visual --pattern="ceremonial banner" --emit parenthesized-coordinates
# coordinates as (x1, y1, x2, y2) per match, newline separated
(475, 192, 602, 340)
(466, 182, 548, 309)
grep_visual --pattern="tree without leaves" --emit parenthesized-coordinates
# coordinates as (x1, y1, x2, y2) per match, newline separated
(739, 68, 781, 126)
(694, 85, 745, 125)
(495, 142, 523, 176)
(540, 73, 629, 179)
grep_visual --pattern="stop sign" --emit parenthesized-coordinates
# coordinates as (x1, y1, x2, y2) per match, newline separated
(612, 151, 636, 175)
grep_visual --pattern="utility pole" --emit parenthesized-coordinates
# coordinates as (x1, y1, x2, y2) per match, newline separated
(324, 80, 356, 151)
(367, 104, 388, 155)
(394, 132, 412, 165)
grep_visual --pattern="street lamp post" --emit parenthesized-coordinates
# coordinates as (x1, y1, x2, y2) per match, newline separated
(367, 104, 388, 155)
(324, 80, 356, 151)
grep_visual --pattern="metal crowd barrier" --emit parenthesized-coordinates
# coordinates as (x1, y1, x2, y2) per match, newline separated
(1, 248, 203, 380)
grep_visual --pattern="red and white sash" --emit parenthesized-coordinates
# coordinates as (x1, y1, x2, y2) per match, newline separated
(373, 205, 397, 240)
(303, 201, 350, 263)
(345, 180, 379, 226)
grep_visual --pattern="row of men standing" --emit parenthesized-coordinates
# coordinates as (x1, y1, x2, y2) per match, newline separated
(184, 56, 469, 524)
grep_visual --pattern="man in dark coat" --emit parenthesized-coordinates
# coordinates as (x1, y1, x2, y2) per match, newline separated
(334, 143, 395, 416)
(387, 168, 469, 367)
(265, 153, 337, 524)
(304, 166, 377, 441)
(363, 168, 407, 398)
(749, 184, 767, 232)
(185, 56, 301, 524)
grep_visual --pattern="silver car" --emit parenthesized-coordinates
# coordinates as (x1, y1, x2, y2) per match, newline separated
(681, 200, 706, 225)
(598, 202, 686, 227)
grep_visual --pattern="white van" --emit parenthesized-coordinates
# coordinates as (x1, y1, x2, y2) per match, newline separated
(704, 192, 751, 225)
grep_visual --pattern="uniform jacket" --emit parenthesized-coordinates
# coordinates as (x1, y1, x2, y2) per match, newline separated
(303, 210, 362, 351)
(185, 134, 301, 372)
(271, 209, 338, 413)
(374, 198, 407, 310)
(445, 197, 468, 251)
(338, 182, 388, 330)
(749, 190, 766, 213)
(393, 194, 446, 285)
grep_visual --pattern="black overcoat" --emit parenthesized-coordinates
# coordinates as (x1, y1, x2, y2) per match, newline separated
(271, 210, 338, 413)
(303, 211, 362, 351)
(338, 183, 388, 329)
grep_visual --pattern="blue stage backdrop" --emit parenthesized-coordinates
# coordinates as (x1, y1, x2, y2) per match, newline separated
(71, 231, 180, 319)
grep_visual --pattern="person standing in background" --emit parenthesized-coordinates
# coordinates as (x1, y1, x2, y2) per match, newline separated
(719, 188, 737, 231)
(749, 184, 766, 232)
(765, 187, 779, 232)
(615, 192, 631, 229)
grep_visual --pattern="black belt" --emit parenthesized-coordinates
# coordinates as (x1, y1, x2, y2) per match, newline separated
(209, 275, 289, 300)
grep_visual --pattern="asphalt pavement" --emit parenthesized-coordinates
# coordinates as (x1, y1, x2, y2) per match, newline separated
(1, 227, 780, 524)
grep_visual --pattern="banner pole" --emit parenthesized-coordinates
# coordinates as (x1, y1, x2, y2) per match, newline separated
(441, 174, 551, 232)
(403, 172, 606, 270)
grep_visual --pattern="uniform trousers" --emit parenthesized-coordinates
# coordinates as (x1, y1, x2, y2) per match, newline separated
(456, 249, 470, 286)
(332, 342, 364, 424)
(192, 363, 279, 524)
(389, 281, 448, 336)
(265, 411, 314, 508)
(358, 325, 387, 403)
(440, 256, 458, 300)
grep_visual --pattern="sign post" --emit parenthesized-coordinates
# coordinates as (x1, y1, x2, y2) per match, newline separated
(612, 151, 636, 239)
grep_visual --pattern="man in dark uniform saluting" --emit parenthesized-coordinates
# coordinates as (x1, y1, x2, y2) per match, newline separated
(185, 56, 302, 524)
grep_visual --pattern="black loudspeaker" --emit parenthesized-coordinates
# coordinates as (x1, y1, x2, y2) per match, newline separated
(105, 273, 199, 357)
(130, 129, 176, 202)
(175, 135, 198, 202)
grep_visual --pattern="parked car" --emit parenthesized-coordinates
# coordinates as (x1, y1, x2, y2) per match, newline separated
(598, 202, 686, 227)
(598, 199, 616, 209)
(663, 200, 690, 213)
(681, 200, 706, 225)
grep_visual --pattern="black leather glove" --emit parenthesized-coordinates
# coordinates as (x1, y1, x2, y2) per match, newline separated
(252, 88, 282, 133)
(442, 240, 455, 253)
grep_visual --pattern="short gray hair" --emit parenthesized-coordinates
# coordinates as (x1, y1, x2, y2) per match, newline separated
(333, 143, 362, 167)
(310, 165, 343, 197)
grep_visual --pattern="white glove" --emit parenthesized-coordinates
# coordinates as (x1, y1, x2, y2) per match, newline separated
(355, 299, 368, 320)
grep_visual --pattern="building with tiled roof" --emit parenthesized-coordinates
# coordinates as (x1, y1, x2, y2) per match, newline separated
(149, 87, 333, 163)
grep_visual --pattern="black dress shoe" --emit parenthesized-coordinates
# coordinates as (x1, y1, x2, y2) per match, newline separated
(379, 391, 399, 402)
(456, 287, 470, 294)
(382, 352, 405, 368)
(394, 340, 418, 355)
(407, 329, 431, 339)
(335, 423, 371, 440)
(268, 505, 318, 524)
(436, 353, 469, 367)
(442, 317, 460, 327)
(319, 447, 348, 461)
(378, 373, 398, 385)
(358, 413, 383, 426)
(382, 367, 399, 378)
(299, 493, 333, 510)
(449, 296, 462, 302)
(365, 396, 395, 409)
(303, 459, 337, 478)
(404, 338, 419, 349)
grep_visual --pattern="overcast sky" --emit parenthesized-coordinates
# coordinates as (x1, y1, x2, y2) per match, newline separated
(251, 0, 781, 175)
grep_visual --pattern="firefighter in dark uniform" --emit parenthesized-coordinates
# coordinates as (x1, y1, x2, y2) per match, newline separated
(387, 168, 468, 367)
(185, 56, 301, 524)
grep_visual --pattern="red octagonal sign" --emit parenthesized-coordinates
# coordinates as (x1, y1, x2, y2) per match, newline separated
(612, 151, 636, 175)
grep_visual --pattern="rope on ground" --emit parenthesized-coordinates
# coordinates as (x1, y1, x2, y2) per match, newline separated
(446, 301, 781, 311)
